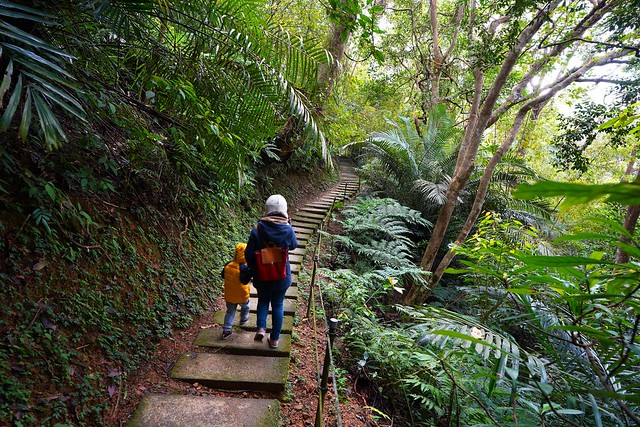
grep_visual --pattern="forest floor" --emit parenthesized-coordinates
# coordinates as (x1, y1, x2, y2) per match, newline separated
(111, 174, 374, 426)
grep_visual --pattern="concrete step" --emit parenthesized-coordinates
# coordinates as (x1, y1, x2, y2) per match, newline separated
(291, 216, 323, 227)
(250, 283, 298, 299)
(292, 219, 317, 228)
(213, 311, 294, 333)
(290, 247, 306, 256)
(171, 352, 289, 392)
(195, 328, 291, 357)
(289, 253, 303, 264)
(127, 394, 280, 427)
(247, 297, 295, 315)
(293, 211, 326, 221)
(293, 226, 314, 236)
(297, 207, 329, 214)
(305, 200, 334, 206)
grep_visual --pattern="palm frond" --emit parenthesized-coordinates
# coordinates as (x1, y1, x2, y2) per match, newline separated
(413, 178, 451, 206)
(0, 3, 86, 149)
(398, 305, 549, 385)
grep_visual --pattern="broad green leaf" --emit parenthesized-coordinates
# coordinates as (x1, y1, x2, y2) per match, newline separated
(554, 233, 619, 243)
(428, 329, 500, 352)
(587, 217, 633, 238)
(555, 409, 584, 415)
(44, 183, 56, 201)
(32, 90, 66, 149)
(615, 242, 640, 258)
(549, 324, 612, 340)
(0, 1, 56, 19)
(19, 88, 32, 140)
(537, 381, 553, 395)
(0, 22, 72, 58)
(515, 181, 640, 207)
(519, 255, 612, 267)
(505, 287, 535, 294)
(589, 394, 603, 427)
(4, 44, 73, 78)
(0, 59, 12, 103)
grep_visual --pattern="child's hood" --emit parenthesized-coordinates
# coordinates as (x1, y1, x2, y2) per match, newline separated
(234, 243, 247, 264)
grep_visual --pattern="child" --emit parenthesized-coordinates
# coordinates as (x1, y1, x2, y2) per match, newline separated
(220, 242, 252, 339)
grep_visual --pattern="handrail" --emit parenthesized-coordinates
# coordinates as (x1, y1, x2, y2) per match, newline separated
(306, 195, 343, 427)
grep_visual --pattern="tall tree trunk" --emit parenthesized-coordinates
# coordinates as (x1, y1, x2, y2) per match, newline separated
(432, 109, 528, 281)
(316, 21, 351, 109)
(616, 149, 640, 264)
(403, 0, 578, 306)
(429, 0, 443, 108)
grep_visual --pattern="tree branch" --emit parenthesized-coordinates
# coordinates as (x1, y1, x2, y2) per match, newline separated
(540, 37, 640, 56)
(575, 78, 637, 85)
(493, 0, 621, 120)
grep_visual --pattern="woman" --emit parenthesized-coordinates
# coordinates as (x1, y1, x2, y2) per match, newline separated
(244, 194, 297, 348)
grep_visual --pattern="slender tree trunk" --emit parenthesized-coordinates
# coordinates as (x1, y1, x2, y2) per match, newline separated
(402, 0, 633, 305)
(401, 67, 483, 305)
(429, 0, 443, 108)
(274, 5, 352, 159)
(432, 110, 528, 281)
(316, 21, 351, 108)
(616, 149, 640, 264)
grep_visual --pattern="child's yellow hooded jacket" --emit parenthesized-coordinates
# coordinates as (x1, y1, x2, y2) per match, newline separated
(221, 243, 251, 304)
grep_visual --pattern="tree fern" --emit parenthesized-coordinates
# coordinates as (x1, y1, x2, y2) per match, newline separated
(325, 197, 432, 267)
(343, 109, 463, 217)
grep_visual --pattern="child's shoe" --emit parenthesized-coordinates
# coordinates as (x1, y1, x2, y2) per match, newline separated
(221, 330, 232, 340)
(239, 317, 249, 326)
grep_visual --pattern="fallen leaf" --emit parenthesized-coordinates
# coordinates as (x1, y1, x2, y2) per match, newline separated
(33, 260, 48, 271)
(107, 367, 122, 377)
(10, 364, 26, 373)
(107, 383, 116, 397)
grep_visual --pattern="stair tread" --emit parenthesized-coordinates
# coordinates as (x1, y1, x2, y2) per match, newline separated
(213, 311, 294, 333)
(195, 328, 291, 357)
(248, 298, 295, 315)
(127, 394, 280, 427)
(170, 352, 289, 392)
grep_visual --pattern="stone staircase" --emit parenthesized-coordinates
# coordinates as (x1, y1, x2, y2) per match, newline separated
(127, 158, 359, 426)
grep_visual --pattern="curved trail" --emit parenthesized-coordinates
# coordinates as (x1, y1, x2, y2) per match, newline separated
(127, 159, 359, 426)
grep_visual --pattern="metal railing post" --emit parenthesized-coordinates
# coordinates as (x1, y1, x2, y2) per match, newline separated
(315, 318, 338, 427)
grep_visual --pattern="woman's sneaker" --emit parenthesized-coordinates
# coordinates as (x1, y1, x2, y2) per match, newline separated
(221, 330, 232, 340)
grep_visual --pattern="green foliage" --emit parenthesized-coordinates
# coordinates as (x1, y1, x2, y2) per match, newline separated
(1, 0, 332, 190)
(552, 102, 630, 173)
(515, 180, 640, 208)
(326, 196, 431, 267)
(0, 1, 86, 149)
(0, 159, 263, 425)
(344, 108, 462, 218)
(437, 181, 640, 426)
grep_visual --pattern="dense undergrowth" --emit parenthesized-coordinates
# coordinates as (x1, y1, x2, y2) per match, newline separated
(0, 128, 334, 425)
(321, 195, 640, 427)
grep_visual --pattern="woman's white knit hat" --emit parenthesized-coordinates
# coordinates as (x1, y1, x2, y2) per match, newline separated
(264, 194, 288, 217)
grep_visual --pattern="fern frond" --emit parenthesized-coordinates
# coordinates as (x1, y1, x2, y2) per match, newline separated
(398, 305, 551, 384)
